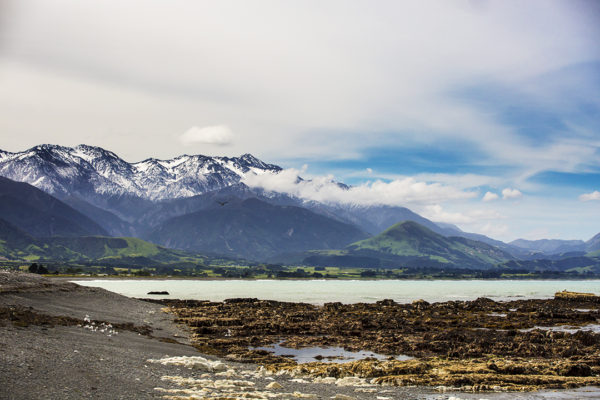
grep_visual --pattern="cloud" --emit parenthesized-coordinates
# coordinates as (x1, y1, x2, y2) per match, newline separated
(502, 188, 523, 200)
(421, 204, 473, 224)
(482, 192, 499, 202)
(180, 125, 233, 146)
(419, 204, 504, 225)
(579, 190, 600, 201)
(0, 0, 597, 170)
(242, 168, 476, 206)
(479, 222, 509, 237)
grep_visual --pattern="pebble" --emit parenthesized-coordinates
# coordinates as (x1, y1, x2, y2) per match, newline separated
(266, 381, 283, 389)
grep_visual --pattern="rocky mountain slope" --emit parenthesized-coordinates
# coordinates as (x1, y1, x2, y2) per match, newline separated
(0, 144, 281, 201)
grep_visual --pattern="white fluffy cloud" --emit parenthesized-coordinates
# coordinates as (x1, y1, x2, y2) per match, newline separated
(482, 192, 499, 202)
(180, 125, 233, 146)
(579, 190, 600, 201)
(420, 204, 473, 224)
(242, 168, 475, 206)
(419, 204, 504, 225)
(479, 222, 509, 237)
(502, 188, 523, 200)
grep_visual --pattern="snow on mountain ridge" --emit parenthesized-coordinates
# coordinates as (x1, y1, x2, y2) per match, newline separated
(0, 144, 282, 201)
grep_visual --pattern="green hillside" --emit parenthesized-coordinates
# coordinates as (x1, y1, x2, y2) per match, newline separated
(302, 221, 513, 269)
(587, 250, 600, 258)
(0, 218, 46, 260)
(0, 221, 206, 266)
(44, 236, 193, 263)
(348, 221, 512, 265)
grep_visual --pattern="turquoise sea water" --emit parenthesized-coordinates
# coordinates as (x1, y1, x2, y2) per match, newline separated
(72, 279, 600, 304)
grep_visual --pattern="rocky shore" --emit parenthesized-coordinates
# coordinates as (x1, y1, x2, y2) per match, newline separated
(1, 271, 599, 399)
(161, 291, 600, 392)
(0, 271, 428, 399)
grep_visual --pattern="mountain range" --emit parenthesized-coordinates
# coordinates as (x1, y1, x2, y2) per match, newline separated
(0, 144, 281, 201)
(509, 238, 600, 255)
(0, 144, 598, 269)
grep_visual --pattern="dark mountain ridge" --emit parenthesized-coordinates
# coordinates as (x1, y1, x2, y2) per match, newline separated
(147, 197, 369, 260)
(0, 176, 107, 237)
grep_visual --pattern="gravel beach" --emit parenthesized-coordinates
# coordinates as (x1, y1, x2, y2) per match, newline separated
(1, 271, 599, 400)
(0, 272, 422, 399)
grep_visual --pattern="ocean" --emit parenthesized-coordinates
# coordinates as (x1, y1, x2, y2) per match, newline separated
(71, 279, 600, 304)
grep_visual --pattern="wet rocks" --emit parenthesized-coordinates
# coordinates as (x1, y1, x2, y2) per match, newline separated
(555, 290, 600, 303)
(161, 295, 600, 391)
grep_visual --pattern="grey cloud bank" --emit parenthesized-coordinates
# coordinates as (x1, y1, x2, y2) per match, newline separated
(1, 0, 597, 166)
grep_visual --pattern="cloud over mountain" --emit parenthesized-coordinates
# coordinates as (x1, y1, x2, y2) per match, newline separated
(180, 125, 234, 146)
(242, 168, 475, 207)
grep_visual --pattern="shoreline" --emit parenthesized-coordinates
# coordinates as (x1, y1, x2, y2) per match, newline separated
(56, 275, 600, 281)
(66, 277, 600, 306)
(2, 271, 600, 399)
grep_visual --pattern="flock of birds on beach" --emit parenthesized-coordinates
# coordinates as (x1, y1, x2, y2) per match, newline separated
(79, 314, 118, 337)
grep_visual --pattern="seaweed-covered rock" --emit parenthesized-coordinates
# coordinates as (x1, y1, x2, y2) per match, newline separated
(161, 294, 600, 391)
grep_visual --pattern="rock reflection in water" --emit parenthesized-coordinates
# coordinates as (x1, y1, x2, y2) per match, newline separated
(253, 342, 413, 363)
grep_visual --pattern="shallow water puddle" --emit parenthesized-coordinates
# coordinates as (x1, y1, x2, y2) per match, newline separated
(487, 312, 507, 317)
(520, 324, 600, 334)
(253, 342, 413, 363)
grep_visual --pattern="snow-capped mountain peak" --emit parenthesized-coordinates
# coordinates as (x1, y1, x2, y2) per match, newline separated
(0, 144, 281, 201)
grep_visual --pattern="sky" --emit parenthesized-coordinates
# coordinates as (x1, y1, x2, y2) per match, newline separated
(0, 0, 599, 242)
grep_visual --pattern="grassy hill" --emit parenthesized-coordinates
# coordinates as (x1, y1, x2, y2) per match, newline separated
(0, 220, 207, 267)
(348, 221, 511, 265)
(301, 221, 513, 269)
